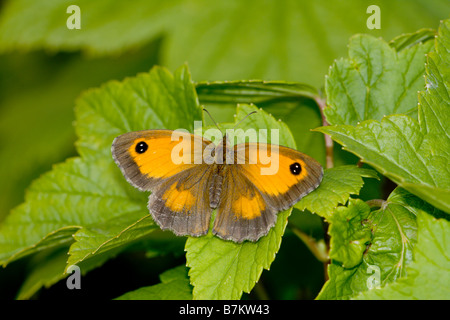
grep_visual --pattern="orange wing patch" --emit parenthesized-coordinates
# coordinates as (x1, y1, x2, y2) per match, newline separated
(232, 193, 265, 220)
(161, 183, 196, 213)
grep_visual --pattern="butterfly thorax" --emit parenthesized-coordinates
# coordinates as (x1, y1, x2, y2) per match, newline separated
(214, 135, 234, 165)
(208, 135, 235, 209)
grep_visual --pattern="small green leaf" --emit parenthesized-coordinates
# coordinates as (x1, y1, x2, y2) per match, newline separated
(185, 104, 296, 300)
(324, 33, 433, 125)
(115, 265, 192, 300)
(295, 166, 378, 218)
(316, 20, 450, 213)
(317, 188, 421, 300)
(355, 211, 450, 299)
(328, 199, 372, 268)
(389, 28, 436, 51)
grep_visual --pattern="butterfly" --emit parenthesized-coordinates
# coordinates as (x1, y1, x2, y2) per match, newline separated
(111, 110, 323, 242)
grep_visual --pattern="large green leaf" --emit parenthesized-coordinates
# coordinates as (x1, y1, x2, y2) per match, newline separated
(316, 19, 450, 213)
(0, 0, 448, 86)
(0, 157, 149, 266)
(324, 33, 434, 125)
(355, 211, 450, 299)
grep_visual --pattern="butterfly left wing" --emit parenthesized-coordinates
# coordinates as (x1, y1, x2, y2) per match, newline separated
(212, 143, 323, 242)
(112, 129, 215, 237)
(147, 165, 215, 237)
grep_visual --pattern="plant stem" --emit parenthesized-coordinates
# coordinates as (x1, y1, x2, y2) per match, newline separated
(366, 199, 387, 209)
(314, 95, 333, 282)
(253, 281, 270, 300)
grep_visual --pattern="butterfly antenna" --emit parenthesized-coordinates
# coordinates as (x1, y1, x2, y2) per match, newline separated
(203, 108, 222, 133)
(232, 111, 257, 130)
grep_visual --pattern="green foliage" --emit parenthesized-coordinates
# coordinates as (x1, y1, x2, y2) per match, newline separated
(295, 166, 378, 219)
(354, 211, 450, 299)
(317, 189, 421, 299)
(316, 20, 450, 213)
(0, 1, 449, 301)
(324, 33, 433, 125)
(0, 0, 447, 86)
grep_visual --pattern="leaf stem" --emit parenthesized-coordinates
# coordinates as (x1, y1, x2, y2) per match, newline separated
(314, 96, 334, 169)
(289, 224, 329, 263)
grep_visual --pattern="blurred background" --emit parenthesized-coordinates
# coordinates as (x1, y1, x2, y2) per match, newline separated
(0, 0, 448, 299)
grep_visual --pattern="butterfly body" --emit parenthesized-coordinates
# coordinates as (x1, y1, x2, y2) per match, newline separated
(112, 129, 323, 242)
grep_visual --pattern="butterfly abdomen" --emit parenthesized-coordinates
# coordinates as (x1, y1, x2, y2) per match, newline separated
(209, 166, 223, 209)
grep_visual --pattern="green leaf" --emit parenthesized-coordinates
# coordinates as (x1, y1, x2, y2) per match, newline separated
(67, 212, 156, 271)
(355, 211, 450, 299)
(185, 104, 296, 300)
(324, 33, 434, 126)
(316, 20, 450, 213)
(1, 0, 447, 86)
(0, 157, 148, 266)
(295, 166, 378, 218)
(389, 28, 436, 51)
(115, 265, 193, 300)
(317, 187, 444, 300)
(196, 80, 319, 105)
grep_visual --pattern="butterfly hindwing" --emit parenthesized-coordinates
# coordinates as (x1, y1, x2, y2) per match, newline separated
(148, 165, 215, 237)
(212, 166, 278, 242)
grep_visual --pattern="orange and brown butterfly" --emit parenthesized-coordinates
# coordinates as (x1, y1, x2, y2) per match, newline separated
(111, 110, 323, 242)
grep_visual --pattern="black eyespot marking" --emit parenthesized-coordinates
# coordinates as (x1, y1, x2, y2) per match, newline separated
(290, 162, 302, 175)
(135, 141, 148, 154)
